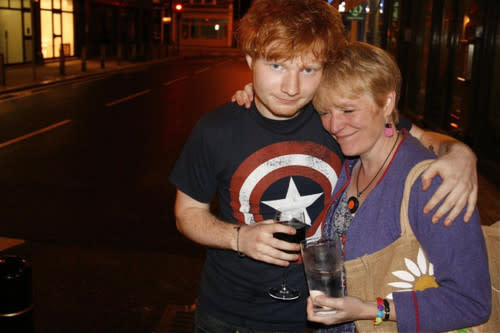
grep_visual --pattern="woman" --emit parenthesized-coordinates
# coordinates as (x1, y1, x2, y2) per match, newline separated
(306, 42, 490, 332)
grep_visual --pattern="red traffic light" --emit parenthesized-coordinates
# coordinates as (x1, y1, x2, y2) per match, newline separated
(174, 3, 183, 11)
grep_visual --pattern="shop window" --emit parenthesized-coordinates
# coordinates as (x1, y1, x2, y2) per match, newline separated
(40, 0, 74, 59)
(10, 0, 21, 8)
(41, 9, 53, 57)
(62, 12, 73, 55)
(0, 9, 23, 63)
(61, 0, 72, 11)
(0, 0, 8, 7)
(40, 0, 51, 9)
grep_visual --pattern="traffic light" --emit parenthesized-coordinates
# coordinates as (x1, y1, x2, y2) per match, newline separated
(174, 3, 183, 11)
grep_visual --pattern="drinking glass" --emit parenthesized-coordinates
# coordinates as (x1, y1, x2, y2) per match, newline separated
(301, 238, 343, 314)
(268, 210, 307, 301)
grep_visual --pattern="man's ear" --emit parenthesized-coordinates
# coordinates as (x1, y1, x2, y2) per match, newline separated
(245, 54, 253, 69)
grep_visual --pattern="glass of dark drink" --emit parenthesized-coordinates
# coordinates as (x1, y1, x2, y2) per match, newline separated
(268, 210, 307, 301)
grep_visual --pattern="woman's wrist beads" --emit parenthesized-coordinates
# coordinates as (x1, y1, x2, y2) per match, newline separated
(374, 297, 390, 325)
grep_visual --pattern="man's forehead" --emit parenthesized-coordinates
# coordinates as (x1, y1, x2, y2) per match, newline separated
(262, 42, 326, 66)
(266, 53, 325, 67)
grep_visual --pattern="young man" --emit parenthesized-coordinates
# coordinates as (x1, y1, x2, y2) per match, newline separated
(169, 1, 477, 332)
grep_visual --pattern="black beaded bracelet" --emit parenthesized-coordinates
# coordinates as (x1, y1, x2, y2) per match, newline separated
(383, 299, 390, 321)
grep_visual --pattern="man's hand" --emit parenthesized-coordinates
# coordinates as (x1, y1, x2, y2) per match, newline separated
(238, 221, 301, 266)
(410, 126, 478, 226)
(231, 83, 254, 108)
(421, 143, 478, 226)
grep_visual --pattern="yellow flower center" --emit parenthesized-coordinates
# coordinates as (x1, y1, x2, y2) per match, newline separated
(414, 275, 439, 291)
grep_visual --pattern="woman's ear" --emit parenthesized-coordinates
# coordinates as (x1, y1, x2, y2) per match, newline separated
(383, 91, 397, 118)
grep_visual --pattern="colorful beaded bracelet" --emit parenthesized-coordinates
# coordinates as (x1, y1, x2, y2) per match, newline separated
(374, 297, 390, 325)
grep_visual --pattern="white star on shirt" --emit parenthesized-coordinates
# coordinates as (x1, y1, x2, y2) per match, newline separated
(261, 177, 323, 225)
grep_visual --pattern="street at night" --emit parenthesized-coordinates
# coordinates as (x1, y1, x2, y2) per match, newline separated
(1, 0, 499, 330)
(0, 55, 252, 332)
(1, 54, 499, 332)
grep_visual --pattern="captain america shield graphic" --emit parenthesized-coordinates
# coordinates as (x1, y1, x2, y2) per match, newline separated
(230, 141, 342, 240)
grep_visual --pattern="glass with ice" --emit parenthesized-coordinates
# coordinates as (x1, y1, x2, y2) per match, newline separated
(301, 238, 343, 314)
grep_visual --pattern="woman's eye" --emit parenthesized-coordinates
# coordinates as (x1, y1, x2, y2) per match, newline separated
(271, 64, 282, 70)
(343, 109, 354, 113)
(303, 68, 315, 74)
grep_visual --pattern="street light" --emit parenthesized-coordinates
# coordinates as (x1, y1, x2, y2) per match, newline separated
(173, 3, 183, 55)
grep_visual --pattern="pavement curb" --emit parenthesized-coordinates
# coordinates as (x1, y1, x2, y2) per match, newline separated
(0, 56, 183, 97)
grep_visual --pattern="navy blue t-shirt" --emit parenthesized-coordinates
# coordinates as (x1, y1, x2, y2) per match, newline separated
(169, 102, 343, 331)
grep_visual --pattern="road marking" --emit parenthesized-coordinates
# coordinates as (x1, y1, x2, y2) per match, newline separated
(163, 75, 189, 86)
(0, 119, 72, 149)
(105, 89, 151, 107)
(194, 67, 210, 75)
(216, 59, 232, 66)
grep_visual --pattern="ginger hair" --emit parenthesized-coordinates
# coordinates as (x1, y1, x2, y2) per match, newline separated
(237, 0, 346, 64)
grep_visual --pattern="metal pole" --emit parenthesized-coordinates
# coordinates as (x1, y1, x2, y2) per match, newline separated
(176, 12, 180, 55)
(81, 45, 87, 71)
(59, 43, 65, 75)
(30, 0, 37, 80)
(100, 44, 105, 69)
(0, 54, 5, 86)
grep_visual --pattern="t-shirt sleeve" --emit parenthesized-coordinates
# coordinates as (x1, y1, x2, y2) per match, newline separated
(393, 176, 491, 332)
(169, 118, 218, 203)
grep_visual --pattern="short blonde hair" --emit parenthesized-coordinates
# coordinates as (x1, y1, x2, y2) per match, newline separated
(314, 42, 402, 123)
(236, 0, 346, 64)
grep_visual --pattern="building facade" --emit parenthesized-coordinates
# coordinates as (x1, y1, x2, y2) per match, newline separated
(171, 0, 234, 48)
(0, 0, 76, 64)
(334, 0, 499, 184)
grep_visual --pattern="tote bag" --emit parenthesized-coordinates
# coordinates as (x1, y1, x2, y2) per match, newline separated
(344, 160, 499, 332)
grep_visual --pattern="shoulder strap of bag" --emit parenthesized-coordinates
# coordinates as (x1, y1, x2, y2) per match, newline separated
(400, 160, 434, 236)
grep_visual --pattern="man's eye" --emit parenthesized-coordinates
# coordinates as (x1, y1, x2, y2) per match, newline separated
(343, 109, 354, 113)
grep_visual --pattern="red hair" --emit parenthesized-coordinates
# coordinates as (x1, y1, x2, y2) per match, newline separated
(237, 0, 346, 63)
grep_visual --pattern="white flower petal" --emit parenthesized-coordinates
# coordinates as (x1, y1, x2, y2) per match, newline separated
(417, 248, 427, 275)
(404, 258, 421, 277)
(428, 263, 434, 276)
(388, 282, 413, 289)
(392, 270, 416, 282)
(386, 293, 393, 300)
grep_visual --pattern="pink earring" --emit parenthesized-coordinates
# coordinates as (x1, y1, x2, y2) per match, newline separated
(384, 123, 394, 137)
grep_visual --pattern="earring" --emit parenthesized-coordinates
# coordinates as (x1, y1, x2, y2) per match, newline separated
(384, 123, 394, 137)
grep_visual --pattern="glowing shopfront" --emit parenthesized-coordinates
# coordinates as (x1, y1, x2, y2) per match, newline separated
(0, 0, 74, 64)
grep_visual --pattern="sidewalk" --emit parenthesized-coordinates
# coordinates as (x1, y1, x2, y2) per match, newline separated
(0, 56, 174, 96)
(0, 45, 243, 95)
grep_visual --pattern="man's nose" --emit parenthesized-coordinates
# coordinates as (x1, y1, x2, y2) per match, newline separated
(281, 72, 300, 96)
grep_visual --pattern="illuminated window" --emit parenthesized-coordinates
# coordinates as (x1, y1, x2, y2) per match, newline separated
(61, 0, 72, 11)
(40, 0, 74, 59)
(40, 0, 51, 9)
(11, 0, 21, 8)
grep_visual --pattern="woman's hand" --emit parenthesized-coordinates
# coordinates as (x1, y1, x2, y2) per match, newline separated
(231, 83, 254, 108)
(307, 295, 376, 326)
